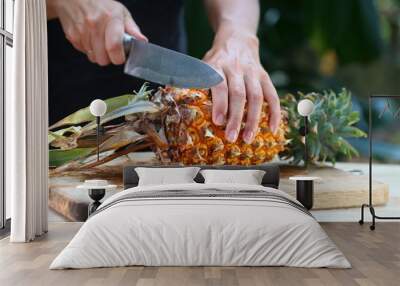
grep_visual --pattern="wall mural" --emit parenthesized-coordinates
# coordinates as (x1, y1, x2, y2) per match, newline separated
(44, 0, 399, 227)
(47, 83, 373, 222)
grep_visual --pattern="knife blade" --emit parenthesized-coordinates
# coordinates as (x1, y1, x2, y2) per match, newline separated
(123, 34, 223, 89)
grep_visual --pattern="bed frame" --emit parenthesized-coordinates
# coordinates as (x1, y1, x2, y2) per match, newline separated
(123, 164, 280, 189)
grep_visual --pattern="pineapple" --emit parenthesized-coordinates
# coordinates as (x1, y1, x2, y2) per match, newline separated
(150, 87, 288, 165)
(49, 85, 365, 171)
(280, 89, 367, 165)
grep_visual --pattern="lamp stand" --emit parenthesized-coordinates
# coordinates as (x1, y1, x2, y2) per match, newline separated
(299, 116, 309, 168)
(88, 188, 106, 216)
(359, 95, 400, 230)
(96, 116, 100, 161)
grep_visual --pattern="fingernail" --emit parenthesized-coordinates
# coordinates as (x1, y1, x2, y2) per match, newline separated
(271, 124, 278, 134)
(227, 130, 238, 142)
(137, 34, 148, 42)
(215, 114, 225, 125)
(243, 131, 254, 144)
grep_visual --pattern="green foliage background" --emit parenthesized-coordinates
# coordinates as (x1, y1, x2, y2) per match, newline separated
(184, 0, 388, 93)
(184, 0, 400, 162)
(185, 0, 383, 61)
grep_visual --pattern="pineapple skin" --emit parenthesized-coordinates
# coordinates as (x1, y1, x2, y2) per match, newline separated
(154, 87, 288, 166)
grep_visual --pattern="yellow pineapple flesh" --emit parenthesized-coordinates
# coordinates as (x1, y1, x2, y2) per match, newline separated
(152, 87, 288, 165)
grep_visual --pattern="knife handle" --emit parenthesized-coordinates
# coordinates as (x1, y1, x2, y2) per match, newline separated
(123, 34, 136, 55)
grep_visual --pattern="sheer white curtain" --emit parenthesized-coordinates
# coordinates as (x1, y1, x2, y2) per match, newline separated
(7, 0, 48, 242)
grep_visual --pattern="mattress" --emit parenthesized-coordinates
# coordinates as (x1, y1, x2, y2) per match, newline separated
(50, 183, 350, 269)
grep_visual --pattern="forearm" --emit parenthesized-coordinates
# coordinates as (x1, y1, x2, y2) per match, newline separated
(46, 0, 58, 20)
(204, 0, 260, 36)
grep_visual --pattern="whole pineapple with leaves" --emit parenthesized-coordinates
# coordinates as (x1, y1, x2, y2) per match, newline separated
(49, 84, 365, 171)
(280, 89, 366, 164)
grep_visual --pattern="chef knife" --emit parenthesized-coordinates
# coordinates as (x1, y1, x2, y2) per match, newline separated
(123, 34, 223, 89)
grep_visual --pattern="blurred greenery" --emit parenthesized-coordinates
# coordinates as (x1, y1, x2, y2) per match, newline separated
(184, 0, 400, 162)
(184, 0, 398, 93)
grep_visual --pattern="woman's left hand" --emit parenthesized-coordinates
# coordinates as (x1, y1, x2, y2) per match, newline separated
(204, 26, 281, 144)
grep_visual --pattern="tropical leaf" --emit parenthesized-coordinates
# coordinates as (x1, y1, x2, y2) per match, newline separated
(82, 101, 160, 132)
(49, 148, 95, 167)
(340, 126, 367, 138)
(49, 94, 135, 130)
(281, 88, 366, 165)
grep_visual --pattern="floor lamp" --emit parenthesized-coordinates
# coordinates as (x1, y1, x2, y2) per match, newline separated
(89, 99, 107, 161)
(82, 99, 109, 217)
(297, 99, 315, 168)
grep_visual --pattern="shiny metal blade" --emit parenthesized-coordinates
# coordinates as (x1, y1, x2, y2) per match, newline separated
(123, 35, 223, 88)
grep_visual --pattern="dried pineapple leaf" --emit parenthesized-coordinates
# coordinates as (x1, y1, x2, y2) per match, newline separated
(82, 101, 160, 132)
(50, 134, 81, 150)
(48, 126, 82, 145)
(48, 132, 65, 145)
(54, 125, 82, 135)
(97, 128, 147, 153)
(79, 141, 154, 170)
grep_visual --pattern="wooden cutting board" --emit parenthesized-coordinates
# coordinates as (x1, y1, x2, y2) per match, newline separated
(49, 154, 389, 221)
(279, 165, 388, 210)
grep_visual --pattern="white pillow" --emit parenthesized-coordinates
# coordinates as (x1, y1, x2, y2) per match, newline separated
(200, 169, 265, 185)
(135, 167, 200, 186)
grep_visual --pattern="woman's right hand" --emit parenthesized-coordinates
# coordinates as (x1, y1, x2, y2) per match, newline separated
(46, 0, 148, 65)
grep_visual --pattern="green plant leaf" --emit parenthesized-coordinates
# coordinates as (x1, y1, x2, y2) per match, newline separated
(281, 88, 366, 165)
(346, 111, 361, 125)
(340, 126, 367, 138)
(49, 148, 95, 167)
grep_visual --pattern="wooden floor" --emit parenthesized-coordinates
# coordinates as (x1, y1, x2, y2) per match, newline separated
(0, 222, 399, 286)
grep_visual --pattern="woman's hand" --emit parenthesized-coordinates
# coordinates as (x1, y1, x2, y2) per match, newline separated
(47, 0, 148, 65)
(204, 26, 281, 144)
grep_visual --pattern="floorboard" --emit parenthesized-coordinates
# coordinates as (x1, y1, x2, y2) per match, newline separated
(0, 222, 399, 286)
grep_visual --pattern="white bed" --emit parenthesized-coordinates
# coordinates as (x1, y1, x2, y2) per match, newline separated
(50, 183, 350, 269)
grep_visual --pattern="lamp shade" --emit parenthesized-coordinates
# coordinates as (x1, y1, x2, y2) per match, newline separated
(89, 99, 107, 117)
(297, 99, 315, 116)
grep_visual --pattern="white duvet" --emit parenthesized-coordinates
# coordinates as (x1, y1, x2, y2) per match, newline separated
(50, 183, 350, 269)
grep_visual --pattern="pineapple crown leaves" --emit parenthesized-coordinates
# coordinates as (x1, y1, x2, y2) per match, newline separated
(82, 83, 159, 132)
(49, 83, 160, 151)
(49, 126, 83, 149)
(48, 126, 82, 144)
(49, 83, 153, 132)
(129, 82, 153, 103)
(49, 94, 135, 130)
(280, 88, 367, 165)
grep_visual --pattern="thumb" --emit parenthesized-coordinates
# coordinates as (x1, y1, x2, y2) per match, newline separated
(124, 11, 148, 42)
